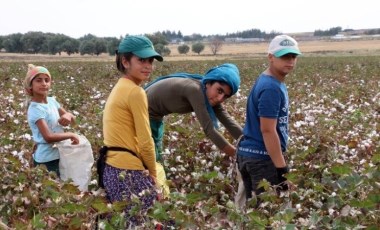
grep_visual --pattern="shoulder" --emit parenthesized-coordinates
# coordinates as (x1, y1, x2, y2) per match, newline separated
(47, 97, 60, 108)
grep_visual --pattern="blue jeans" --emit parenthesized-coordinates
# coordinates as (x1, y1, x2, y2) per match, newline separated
(237, 155, 279, 199)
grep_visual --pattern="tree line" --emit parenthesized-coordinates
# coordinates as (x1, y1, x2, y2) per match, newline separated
(1, 26, 368, 56)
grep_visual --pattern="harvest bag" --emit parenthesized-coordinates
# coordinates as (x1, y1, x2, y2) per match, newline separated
(57, 135, 94, 191)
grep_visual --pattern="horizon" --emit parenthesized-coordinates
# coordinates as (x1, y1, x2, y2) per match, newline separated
(1, 0, 378, 39)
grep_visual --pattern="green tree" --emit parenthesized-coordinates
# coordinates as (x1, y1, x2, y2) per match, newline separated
(93, 38, 107, 56)
(47, 34, 72, 55)
(79, 40, 95, 55)
(145, 32, 168, 46)
(21, 31, 47, 53)
(106, 37, 121, 55)
(62, 38, 80, 56)
(3, 33, 24, 53)
(0, 36, 4, 50)
(191, 42, 205, 55)
(154, 43, 171, 56)
(177, 44, 190, 55)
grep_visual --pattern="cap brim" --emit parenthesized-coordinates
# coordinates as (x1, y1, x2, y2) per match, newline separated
(274, 49, 302, 58)
(133, 48, 163, 62)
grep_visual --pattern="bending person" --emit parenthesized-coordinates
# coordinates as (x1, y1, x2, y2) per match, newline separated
(145, 63, 243, 161)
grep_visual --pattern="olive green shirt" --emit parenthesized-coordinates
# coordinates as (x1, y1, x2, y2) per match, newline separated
(146, 77, 242, 150)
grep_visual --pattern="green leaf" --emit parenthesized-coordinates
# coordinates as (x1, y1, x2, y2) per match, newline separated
(91, 196, 109, 213)
(32, 213, 46, 229)
(202, 171, 218, 180)
(371, 154, 380, 164)
(330, 164, 352, 175)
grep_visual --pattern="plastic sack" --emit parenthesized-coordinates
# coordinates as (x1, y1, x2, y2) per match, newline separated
(156, 162, 170, 198)
(57, 135, 94, 191)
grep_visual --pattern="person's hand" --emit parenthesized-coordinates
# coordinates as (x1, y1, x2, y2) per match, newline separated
(70, 133, 80, 145)
(223, 144, 236, 157)
(58, 113, 75, 126)
(149, 175, 163, 200)
(276, 166, 289, 192)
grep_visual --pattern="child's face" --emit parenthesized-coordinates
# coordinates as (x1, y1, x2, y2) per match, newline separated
(31, 74, 51, 96)
(205, 81, 231, 106)
(123, 55, 155, 85)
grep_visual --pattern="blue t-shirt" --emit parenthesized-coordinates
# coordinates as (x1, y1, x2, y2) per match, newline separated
(238, 74, 289, 159)
(27, 97, 63, 163)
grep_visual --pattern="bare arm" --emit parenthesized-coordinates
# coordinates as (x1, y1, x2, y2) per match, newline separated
(260, 117, 286, 168)
(36, 119, 79, 144)
(58, 107, 76, 127)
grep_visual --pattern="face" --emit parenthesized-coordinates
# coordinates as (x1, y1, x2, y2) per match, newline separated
(122, 55, 154, 85)
(30, 74, 51, 97)
(269, 53, 298, 78)
(205, 81, 232, 106)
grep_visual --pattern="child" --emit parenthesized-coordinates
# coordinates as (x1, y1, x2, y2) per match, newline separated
(237, 35, 301, 203)
(24, 64, 79, 176)
(102, 35, 163, 227)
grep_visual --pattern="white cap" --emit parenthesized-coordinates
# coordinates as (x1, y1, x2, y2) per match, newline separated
(268, 35, 301, 57)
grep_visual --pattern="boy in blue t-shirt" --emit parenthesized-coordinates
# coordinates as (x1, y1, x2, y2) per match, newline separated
(237, 35, 301, 201)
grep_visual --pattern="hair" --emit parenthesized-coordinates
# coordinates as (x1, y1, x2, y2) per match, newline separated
(115, 51, 134, 74)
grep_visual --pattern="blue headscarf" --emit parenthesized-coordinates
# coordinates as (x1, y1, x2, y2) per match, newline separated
(144, 63, 240, 129)
(202, 63, 240, 96)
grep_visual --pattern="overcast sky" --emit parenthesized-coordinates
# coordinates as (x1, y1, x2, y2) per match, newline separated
(1, 0, 379, 38)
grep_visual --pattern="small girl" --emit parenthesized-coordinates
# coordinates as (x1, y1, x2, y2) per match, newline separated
(24, 64, 79, 176)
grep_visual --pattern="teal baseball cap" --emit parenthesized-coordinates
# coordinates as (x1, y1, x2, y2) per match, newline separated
(118, 35, 163, 62)
(268, 35, 301, 57)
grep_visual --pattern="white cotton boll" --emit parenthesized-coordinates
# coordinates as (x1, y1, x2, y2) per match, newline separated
(163, 148, 170, 155)
(73, 110, 79, 116)
(23, 133, 32, 140)
(201, 159, 207, 165)
(328, 208, 335, 216)
(97, 133, 102, 138)
(170, 167, 177, 172)
(13, 119, 19, 124)
(213, 166, 220, 172)
(176, 156, 182, 163)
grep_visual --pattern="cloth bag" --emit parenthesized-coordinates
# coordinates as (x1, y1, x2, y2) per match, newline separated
(156, 162, 170, 198)
(57, 135, 94, 191)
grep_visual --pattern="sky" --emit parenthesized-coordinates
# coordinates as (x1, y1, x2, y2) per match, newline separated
(1, 0, 379, 39)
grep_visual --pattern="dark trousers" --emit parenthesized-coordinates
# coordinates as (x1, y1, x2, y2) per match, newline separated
(34, 159, 60, 177)
(237, 155, 279, 199)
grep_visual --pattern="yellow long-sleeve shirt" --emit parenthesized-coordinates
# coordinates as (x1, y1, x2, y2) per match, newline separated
(103, 78, 156, 177)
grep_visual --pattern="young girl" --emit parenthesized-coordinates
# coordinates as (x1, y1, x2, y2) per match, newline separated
(144, 63, 243, 161)
(102, 35, 163, 227)
(24, 64, 79, 176)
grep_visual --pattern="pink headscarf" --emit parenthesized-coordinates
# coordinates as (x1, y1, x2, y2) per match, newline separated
(23, 64, 51, 96)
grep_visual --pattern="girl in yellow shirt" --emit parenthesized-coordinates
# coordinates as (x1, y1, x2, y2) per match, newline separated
(102, 35, 163, 228)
